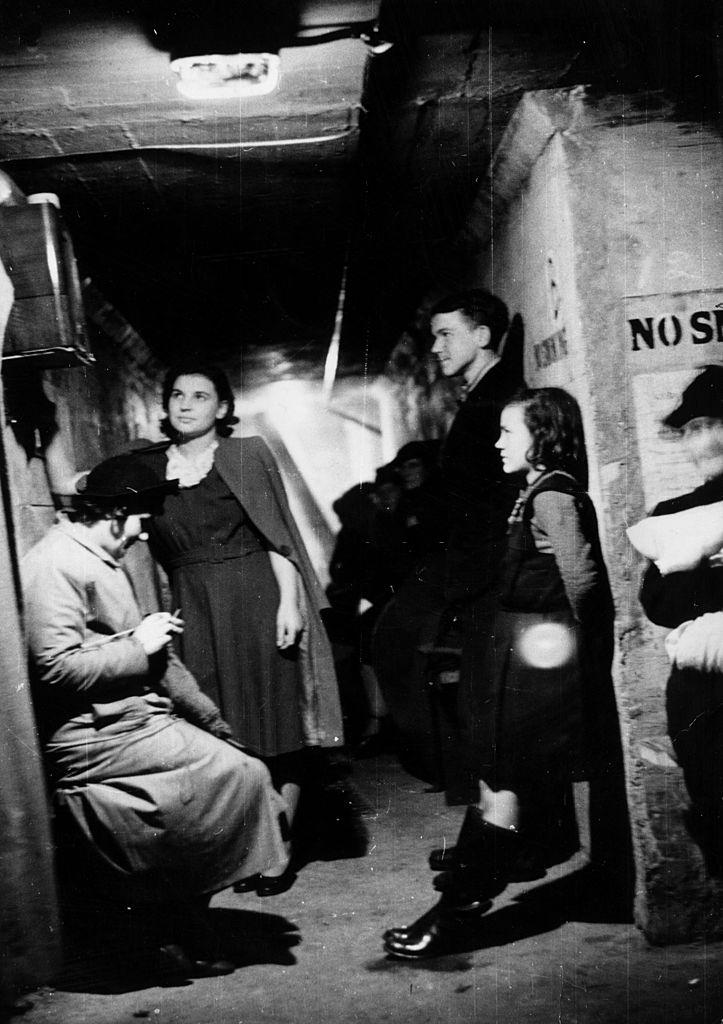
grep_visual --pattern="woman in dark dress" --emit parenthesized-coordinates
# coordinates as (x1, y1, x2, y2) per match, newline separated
(136, 364, 343, 894)
(384, 387, 619, 959)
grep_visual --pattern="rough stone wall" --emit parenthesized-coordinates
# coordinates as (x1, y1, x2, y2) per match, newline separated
(563, 100, 723, 943)
(474, 88, 723, 941)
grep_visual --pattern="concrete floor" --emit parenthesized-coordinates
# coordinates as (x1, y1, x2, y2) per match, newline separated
(13, 754, 723, 1024)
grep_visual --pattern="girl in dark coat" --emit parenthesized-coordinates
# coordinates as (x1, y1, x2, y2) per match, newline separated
(384, 387, 618, 959)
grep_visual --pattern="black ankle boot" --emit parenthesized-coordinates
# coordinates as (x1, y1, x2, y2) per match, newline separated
(447, 807, 548, 895)
(425, 809, 494, 875)
(428, 837, 545, 881)
(426, 809, 536, 907)
(383, 813, 524, 960)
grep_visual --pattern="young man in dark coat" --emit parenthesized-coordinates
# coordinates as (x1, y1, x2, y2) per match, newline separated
(429, 290, 524, 804)
(379, 290, 526, 959)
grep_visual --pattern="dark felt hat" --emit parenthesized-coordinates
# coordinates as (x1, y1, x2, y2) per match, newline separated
(75, 454, 178, 514)
(663, 365, 723, 428)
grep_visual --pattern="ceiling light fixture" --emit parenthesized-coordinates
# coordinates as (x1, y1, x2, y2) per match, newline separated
(168, 19, 393, 101)
(170, 52, 280, 100)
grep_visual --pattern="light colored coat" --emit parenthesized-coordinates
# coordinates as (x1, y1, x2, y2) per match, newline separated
(22, 520, 286, 895)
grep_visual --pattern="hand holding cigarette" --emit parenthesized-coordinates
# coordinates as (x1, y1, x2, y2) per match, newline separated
(132, 609, 184, 656)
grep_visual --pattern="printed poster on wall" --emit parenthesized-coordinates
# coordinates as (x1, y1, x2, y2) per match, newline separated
(625, 288, 723, 509)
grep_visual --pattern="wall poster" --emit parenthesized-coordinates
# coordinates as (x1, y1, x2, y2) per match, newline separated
(625, 288, 723, 509)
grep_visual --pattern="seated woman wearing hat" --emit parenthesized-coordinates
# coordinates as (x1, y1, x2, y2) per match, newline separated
(639, 365, 723, 873)
(21, 454, 288, 976)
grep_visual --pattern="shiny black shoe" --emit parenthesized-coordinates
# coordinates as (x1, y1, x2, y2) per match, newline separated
(383, 898, 491, 945)
(255, 865, 297, 897)
(383, 900, 489, 960)
(383, 903, 446, 944)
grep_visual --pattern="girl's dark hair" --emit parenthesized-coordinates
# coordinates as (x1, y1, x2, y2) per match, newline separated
(160, 364, 239, 439)
(509, 387, 589, 488)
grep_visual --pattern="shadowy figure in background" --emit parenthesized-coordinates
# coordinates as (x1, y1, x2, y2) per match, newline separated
(22, 454, 288, 979)
(326, 465, 409, 755)
(384, 388, 623, 959)
(327, 443, 450, 758)
(639, 365, 723, 874)
(392, 439, 448, 575)
(326, 481, 388, 749)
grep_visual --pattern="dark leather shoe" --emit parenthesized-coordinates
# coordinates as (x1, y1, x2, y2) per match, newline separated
(384, 923, 451, 959)
(383, 901, 488, 960)
(256, 865, 297, 897)
(383, 904, 444, 944)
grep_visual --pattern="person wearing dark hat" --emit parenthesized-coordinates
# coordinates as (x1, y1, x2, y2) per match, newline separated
(392, 440, 447, 560)
(640, 364, 723, 873)
(22, 454, 289, 976)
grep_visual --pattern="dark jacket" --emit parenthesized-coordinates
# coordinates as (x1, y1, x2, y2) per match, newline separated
(440, 359, 523, 604)
(639, 476, 723, 826)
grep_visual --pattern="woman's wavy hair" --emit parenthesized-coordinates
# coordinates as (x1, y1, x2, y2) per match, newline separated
(508, 387, 589, 489)
(160, 363, 239, 439)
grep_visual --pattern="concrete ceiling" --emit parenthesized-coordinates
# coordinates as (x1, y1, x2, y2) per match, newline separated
(0, 0, 717, 377)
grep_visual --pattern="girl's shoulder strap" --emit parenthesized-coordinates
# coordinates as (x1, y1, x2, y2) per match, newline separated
(527, 469, 583, 500)
(518, 470, 585, 525)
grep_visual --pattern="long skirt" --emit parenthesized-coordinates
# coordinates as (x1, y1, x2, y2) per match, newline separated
(171, 551, 304, 757)
(47, 693, 287, 898)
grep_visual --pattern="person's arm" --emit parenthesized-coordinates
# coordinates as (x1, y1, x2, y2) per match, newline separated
(244, 438, 309, 647)
(640, 558, 715, 628)
(637, 492, 723, 627)
(667, 611, 723, 672)
(160, 648, 234, 737)
(23, 569, 150, 692)
(268, 550, 304, 650)
(531, 490, 605, 624)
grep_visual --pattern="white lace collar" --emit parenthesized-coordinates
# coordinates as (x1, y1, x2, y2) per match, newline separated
(166, 440, 219, 488)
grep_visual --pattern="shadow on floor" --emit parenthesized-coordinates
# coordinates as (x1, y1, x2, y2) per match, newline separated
(368, 864, 634, 973)
(293, 750, 372, 866)
(54, 904, 301, 995)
